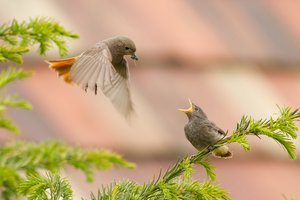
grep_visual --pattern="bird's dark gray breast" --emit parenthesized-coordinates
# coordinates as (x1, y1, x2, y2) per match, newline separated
(112, 58, 128, 79)
(184, 119, 223, 150)
(103, 41, 129, 79)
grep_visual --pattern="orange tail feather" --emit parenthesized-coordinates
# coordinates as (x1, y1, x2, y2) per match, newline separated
(45, 56, 80, 83)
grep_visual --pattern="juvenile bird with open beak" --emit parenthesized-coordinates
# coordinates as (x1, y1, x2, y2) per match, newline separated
(45, 36, 138, 118)
(179, 100, 232, 158)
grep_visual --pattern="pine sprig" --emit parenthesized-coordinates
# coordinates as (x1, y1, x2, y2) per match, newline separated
(0, 95, 32, 111)
(196, 159, 216, 181)
(0, 67, 32, 133)
(0, 140, 135, 178)
(68, 147, 136, 182)
(87, 177, 231, 200)
(0, 67, 32, 88)
(0, 46, 29, 64)
(227, 106, 299, 159)
(0, 115, 20, 134)
(0, 166, 22, 200)
(0, 17, 80, 63)
(0, 140, 135, 199)
(18, 172, 73, 200)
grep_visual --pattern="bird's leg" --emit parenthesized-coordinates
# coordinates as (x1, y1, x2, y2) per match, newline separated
(85, 84, 88, 93)
(95, 84, 97, 95)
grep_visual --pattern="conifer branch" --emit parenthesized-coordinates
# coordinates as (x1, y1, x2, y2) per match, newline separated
(0, 67, 33, 134)
(0, 46, 29, 64)
(18, 172, 73, 200)
(0, 17, 79, 63)
(0, 95, 32, 110)
(0, 116, 20, 134)
(225, 106, 299, 159)
(0, 16, 79, 134)
(86, 106, 299, 200)
(0, 67, 32, 88)
(0, 141, 135, 199)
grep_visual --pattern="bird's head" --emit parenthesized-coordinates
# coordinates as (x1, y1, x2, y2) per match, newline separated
(178, 99, 207, 120)
(111, 36, 138, 61)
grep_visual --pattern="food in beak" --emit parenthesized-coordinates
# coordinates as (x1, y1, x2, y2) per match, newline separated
(131, 54, 138, 61)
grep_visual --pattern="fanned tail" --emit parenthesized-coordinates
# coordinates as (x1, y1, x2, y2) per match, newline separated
(45, 56, 80, 83)
(213, 145, 233, 159)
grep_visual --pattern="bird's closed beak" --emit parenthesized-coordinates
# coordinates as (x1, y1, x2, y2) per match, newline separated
(131, 53, 138, 61)
(178, 99, 193, 113)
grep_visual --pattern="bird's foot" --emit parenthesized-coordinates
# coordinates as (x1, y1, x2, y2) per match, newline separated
(95, 84, 97, 95)
(207, 146, 214, 152)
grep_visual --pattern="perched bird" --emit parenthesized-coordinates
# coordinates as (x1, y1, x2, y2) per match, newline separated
(179, 99, 232, 158)
(45, 36, 138, 118)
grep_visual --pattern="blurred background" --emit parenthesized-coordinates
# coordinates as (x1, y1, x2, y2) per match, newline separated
(1, 0, 300, 199)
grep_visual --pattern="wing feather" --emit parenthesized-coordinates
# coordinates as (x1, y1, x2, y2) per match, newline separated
(70, 43, 135, 117)
(77, 59, 98, 89)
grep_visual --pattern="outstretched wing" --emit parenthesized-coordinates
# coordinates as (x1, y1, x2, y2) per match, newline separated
(70, 43, 134, 118)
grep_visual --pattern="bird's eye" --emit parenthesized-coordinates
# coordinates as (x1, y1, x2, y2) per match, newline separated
(194, 107, 198, 111)
(125, 47, 130, 50)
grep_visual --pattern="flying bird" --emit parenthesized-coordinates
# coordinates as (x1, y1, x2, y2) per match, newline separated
(179, 99, 232, 158)
(45, 36, 138, 118)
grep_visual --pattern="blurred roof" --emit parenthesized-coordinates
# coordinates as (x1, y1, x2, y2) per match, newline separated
(1, 0, 300, 65)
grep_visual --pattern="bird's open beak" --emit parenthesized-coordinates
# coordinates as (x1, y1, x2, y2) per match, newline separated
(131, 53, 138, 61)
(178, 99, 193, 113)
